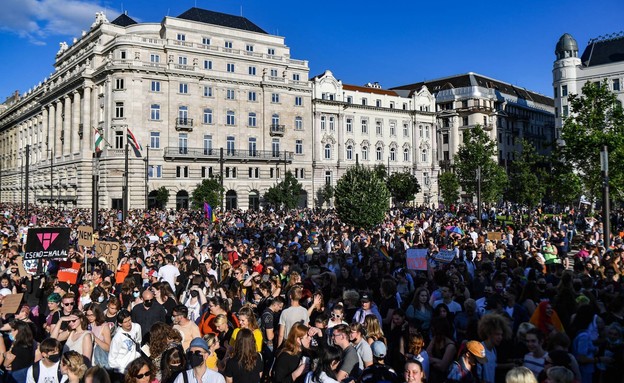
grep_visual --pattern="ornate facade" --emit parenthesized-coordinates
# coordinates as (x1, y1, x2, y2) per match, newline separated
(311, 71, 439, 206)
(0, 8, 313, 210)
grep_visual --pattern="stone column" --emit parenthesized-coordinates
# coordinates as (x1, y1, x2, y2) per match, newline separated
(71, 91, 80, 156)
(82, 86, 92, 154)
(54, 100, 62, 158)
(63, 95, 71, 157)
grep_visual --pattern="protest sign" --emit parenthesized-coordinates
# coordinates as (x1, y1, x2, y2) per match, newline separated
(24, 228, 70, 260)
(0, 293, 24, 315)
(77, 226, 93, 247)
(434, 249, 456, 263)
(57, 261, 81, 284)
(16, 256, 29, 277)
(488, 232, 504, 241)
(95, 240, 120, 267)
(406, 249, 428, 271)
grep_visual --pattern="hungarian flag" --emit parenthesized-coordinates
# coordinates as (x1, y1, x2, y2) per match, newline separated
(94, 127, 103, 155)
(127, 128, 142, 157)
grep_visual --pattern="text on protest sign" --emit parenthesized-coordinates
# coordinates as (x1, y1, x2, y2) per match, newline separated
(406, 249, 428, 271)
(95, 240, 120, 267)
(434, 249, 456, 264)
(24, 228, 70, 260)
(77, 226, 93, 247)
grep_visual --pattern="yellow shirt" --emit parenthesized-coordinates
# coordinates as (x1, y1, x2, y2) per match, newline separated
(230, 328, 263, 352)
(205, 352, 218, 370)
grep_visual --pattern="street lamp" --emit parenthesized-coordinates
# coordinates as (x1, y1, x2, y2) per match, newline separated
(601, 145, 610, 248)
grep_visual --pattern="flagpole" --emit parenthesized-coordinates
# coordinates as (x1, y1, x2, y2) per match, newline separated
(123, 141, 129, 221)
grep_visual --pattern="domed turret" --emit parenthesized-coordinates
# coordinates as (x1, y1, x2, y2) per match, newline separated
(555, 33, 579, 59)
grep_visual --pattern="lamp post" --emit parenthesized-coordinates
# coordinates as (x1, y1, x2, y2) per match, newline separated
(601, 145, 610, 248)
(122, 141, 129, 221)
(144, 146, 149, 210)
(476, 166, 482, 225)
(25, 145, 30, 217)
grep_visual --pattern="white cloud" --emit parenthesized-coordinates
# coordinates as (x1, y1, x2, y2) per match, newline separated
(0, 0, 113, 45)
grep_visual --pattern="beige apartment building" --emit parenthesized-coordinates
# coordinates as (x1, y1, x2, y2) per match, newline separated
(0, 8, 313, 210)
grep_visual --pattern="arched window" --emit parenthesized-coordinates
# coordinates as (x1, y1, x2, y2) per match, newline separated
(390, 147, 396, 161)
(362, 146, 369, 160)
(421, 149, 428, 162)
(376, 146, 383, 161)
(203, 108, 213, 124)
(403, 148, 410, 161)
(324, 144, 332, 159)
(272, 114, 280, 126)
(346, 145, 353, 160)
(295, 116, 303, 130)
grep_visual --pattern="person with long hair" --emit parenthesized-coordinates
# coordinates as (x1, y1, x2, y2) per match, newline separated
(505, 366, 537, 383)
(4, 320, 36, 383)
(223, 328, 263, 383)
(51, 309, 94, 363)
(85, 303, 111, 369)
(230, 307, 263, 352)
(529, 301, 564, 337)
(104, 296, 121, 337)
(84, 366, 112, 383)
(363, 314, 386, 345)
(272, 323, 312, 383)
(202, 333, 220, 371)
(148, 321, 182, 379)
(60, 351, 88, 383)
(405, 287, 433, 334)
(426, 319, 456, 383)
(308, 345, 341, 383)
(124, 358, 156, 383)
(160, 347, 186, 383)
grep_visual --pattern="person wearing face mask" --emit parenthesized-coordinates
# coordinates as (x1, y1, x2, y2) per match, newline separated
(174, 337, 225, 383)
(131, 288, 166, 340)
(26, 338, 64, 383)
(3, 320, 36, 383)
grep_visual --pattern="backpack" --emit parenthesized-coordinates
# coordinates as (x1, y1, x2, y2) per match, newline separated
(32, 361, 62, 383)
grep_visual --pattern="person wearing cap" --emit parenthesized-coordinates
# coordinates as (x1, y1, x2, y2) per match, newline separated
(173, 337, 225, 383)
(358, 340, 401, 383)
(446, 340, 487, 383)
(352, 294, 382, 325)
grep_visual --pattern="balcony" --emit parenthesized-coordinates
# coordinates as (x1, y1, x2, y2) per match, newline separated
(269, 124, 285, 136)
(164, 147, 294, 163)
(175, 118, 193, 131)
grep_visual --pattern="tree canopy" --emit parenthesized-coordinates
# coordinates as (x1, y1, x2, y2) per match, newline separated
(191, 177, 224, 209)
(505, 139, 546, 207)
(386, 171, 420, 206)
(263, 171, 303, 210)
(438, 171, 460, 207)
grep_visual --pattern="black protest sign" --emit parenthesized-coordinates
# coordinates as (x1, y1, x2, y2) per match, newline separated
(24, 228, 70, 260)
(95, 240, 120, 267)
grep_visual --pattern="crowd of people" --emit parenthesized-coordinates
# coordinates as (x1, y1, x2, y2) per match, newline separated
(0, 203, 621, 383)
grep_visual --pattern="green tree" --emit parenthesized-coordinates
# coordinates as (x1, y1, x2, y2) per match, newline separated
(316, 183, 334, 207)
(334, 164, 390, 228)
(505, 139, 546, 207)
(438, 171, 460, 207)
(561, 80, 624, 199)
(454, 125, 508, 203)
(191, 177, 224, 209)
(154, 186, 170, 208)
(544, 154, 583, 206)
(263, 171, 303, 209)
(373, 164, 388, 182)
(386, 171, 420, 206)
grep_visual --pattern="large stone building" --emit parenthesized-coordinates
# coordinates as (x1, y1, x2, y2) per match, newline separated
(311, 71, 439, 205)
(0, 8, 313, 210)
(553, 32, 624, 141)
(391, 73, 555, 174)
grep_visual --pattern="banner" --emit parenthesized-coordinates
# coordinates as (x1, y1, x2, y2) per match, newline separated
(406, 249, 428, 271)
(0, 293, 24, 315)
(434, 249, 456, 264)
(77, 226, 94, 247)
(487, 232, 504, 241)
(57, 261, 81, 284)
(95, 240, 120, 267)
(24, 228, 70, 260)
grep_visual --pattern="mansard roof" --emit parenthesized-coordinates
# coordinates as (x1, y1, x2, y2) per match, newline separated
(581, 33, 624, 67)
(177, 7, 267, 34)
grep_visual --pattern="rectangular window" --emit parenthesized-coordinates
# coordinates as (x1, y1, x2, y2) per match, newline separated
(248, 113, 257, 127)
(226, 111, 236, 126)
(362, 119, 368, 133)
(246, 44, 254, 52)
(347, 96, 353, 103)
(248, 91, 257, 102)
(202, 37, 211, 45)
(178, 56, 187, 65)
(249, 66, 256, 75)
(150, 81, 161, 92)
(295, 139, 303, 154)
(270, 69, 278, 77)
(554, 87, 558, 98)
(390, 122, 396, 136)
(203, 135, 213, 155)
(203, 86, 213, 97)
(204, 60, 212, 70)
(325, 171, 332, 185)
(227, 63, 235, 73)
(224, 41, 233, 49)
(148, 165, 162, 178)
(443, 133, 449, 144)
(150, 132, 160, 149)
(179, 83, 188, 94)
(320, 116, 326, 130)
(176, 166, 189, 178)
(115, 102, 124, 118)
(295, 117, 303, 130)
(329, 117, 335, 131)
(226, 136, 235, 155)
(292, 73, 300, 81)
(295, 96, 303, 106)
(248, 137, 257, 156)
(203, 109, 213, 124)
(562, 85, 568, 97)
(463, 116, 469, 126)
(176, 33, 186, 41)
(362, 98, 367, 106)
(376, 99, 382, 107)
(226, 89, 235, 100)
(248, 167, 259, 179)
(267, 48, 275, 56)
(201, 166, 213, 178)
(271, 93, 280, 103)
(115, 78, 125, 90)
(225, 167, 237, 179)
(614, 79, 620, 91)
(272, 138, 280, 157)
(119, 50, 127, 59)
(346, 118, 353, 132)
(376, 121, 382, 135)
(178, 133, 188, 154)
(563, 105, 569, 117)
(115, 131, 123, 149)
(403, 123, 409, 137)
(150, 54, 160, 63)
(150, 104, 160, 120)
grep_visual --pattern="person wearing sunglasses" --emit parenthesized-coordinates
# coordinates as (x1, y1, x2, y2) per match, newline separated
(124, 358, 155, 383)
(51, 310, 93, 364)
(174, 338, 225, 383)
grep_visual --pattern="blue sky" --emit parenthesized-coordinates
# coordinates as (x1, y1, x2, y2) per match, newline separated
(1, 0, 623, 100)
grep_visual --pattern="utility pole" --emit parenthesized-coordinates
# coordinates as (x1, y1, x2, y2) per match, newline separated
(122, 141, 129, 221)
(25, 145, 30, 217)
(601, 145, 611, 248)
(92, 153, 99, 231)
(476, 166, 482, 226)
(144, 146, 149, 209)
(50, 150, 53, 207)
(220, 147, 224, 210)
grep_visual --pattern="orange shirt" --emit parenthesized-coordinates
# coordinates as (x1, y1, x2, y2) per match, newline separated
(115, 264, 130, 284)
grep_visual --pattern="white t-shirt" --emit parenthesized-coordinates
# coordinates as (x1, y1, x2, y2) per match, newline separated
(158, 264, 180, 292)
(26, 361, 67, 383)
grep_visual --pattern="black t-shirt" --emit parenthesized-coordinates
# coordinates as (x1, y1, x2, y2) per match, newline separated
(10, 343, 35, 371)
(224, 357, 263, 383)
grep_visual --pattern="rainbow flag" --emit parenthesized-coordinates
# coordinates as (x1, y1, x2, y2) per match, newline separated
(204, 203, 218, 223)
(378, 245, 391, 261)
